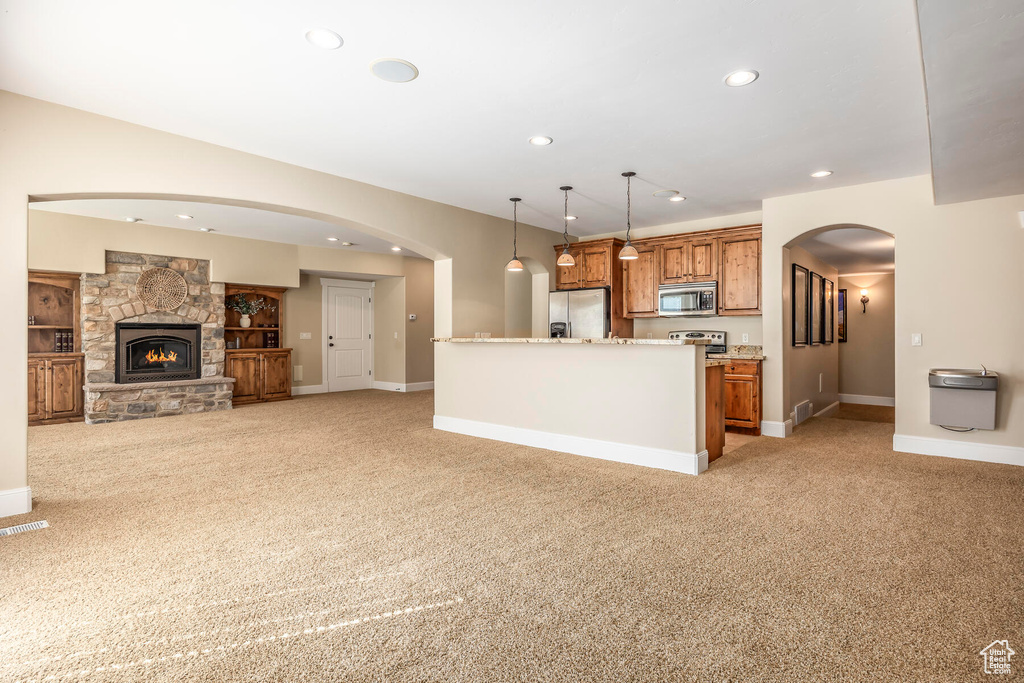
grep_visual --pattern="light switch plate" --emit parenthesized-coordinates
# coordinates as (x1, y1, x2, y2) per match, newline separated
(911, 333, 922, 346)
(299, 332, 312, 340)
(408, 314, 417, 321)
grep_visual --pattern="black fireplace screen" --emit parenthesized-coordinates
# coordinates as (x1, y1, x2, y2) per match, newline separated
(116, 323, 201, 383)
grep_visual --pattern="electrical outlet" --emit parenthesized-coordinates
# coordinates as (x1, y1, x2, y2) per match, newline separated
(742, 333, 749, 343)
(299, 332, 312, 340)
(911, 333, 922, 347)
(394, 331, 398, 339)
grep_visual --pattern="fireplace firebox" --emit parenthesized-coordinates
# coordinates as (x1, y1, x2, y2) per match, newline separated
(115, 323, 201, 383)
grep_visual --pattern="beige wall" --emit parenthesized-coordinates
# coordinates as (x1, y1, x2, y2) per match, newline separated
(403, 258, 435, 385)
(784, 246, 840, 418)
(763, 175, 1024, 448)
(281, 273, 322, 385)
(838, 273, 895, 399)
(5, 89, 569, 499)
(504, 270, 534, 338)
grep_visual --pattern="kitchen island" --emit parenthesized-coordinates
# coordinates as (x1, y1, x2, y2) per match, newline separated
(432, 337, 718, 475)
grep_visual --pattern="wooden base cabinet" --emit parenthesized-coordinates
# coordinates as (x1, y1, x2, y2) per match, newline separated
(724, 360, 762, 435)
(226, 348, 292, 405)
(28, 354, 84, 425)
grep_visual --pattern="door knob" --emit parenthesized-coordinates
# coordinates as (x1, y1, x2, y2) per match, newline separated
(328, 335, 334, 340)
(329, 343, 334, 347)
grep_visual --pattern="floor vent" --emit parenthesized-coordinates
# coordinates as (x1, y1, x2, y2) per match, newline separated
(794, 401, 814, 425)
(0, 520, 49, 537)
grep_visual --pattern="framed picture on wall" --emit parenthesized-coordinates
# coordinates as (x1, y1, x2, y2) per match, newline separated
(810, 272, 823, 345)
(792, 264, 809, 346)
(838, 289, 847, 342)
(824, 278, 835, 344)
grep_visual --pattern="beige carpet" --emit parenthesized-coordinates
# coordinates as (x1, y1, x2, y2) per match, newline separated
(833, 402, 896, 424)
(3, 391, 1022, 681)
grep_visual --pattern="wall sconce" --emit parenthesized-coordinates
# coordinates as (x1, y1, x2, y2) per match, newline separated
(860, 288, 870, 313)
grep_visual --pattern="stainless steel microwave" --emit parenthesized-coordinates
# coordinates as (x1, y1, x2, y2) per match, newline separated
(658, 282, 717, 317)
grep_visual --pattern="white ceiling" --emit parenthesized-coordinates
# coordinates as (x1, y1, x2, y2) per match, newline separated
(1, 1, 932, 236)
(917, 0, 1024, 204)
(793, 227, 895, 275)
(30, 199, 424, 257)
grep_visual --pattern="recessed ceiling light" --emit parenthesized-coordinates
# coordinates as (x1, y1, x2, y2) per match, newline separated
(175, 214, 193, 220)
(326, 237, 339, 241)
(669, 196, 686, 202)
(653, 190, 679, 198)
(371, 58, 418, 83)
(529, 136, 553, 146)
(724, 70, 759, 87)
(341, 242, 354, 247)
(565, 215, 577, 221)
(305, 28, 343, 50)
(199, 227, 213, 232)
(811, 170, 833, 178)
(124, 217, 142, 223)
(391, 246, 402, 252)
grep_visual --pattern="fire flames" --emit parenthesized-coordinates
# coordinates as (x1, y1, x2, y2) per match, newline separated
(144, 348, 178, 364)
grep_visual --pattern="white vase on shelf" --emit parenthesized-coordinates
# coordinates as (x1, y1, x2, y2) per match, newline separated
(239, 314, 251, 328)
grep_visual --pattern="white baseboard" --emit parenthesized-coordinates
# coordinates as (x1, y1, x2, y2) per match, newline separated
(291, 384, 326, 396)
(815, 401, 840, 418)
(840, 393, 895, 407)
(433, 415, 708, 475)
(373, 381, 435, 393)
(761, 419, 793, 438)
(0, 487, 32, 518)
(893, 434, 1024, 468)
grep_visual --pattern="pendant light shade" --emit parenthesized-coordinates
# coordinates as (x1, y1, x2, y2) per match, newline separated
(557, 186, 576, 267)
(619, 171, 639, 260)
(506, 197, 524, 272)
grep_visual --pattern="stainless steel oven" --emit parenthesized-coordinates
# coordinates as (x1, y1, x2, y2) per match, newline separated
(658, 282, 717, 317)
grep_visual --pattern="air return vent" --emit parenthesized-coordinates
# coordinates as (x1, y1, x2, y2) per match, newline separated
(0, 520, 49, 537)
(794, 401, 814, 426)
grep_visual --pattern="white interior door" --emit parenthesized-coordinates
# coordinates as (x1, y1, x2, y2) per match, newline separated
(327, 285, 372, 392)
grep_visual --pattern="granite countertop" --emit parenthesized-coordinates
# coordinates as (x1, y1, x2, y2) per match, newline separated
(706, 344, 766, 361)
(431, 337, 709, 346)
(705, 359, 730, 367)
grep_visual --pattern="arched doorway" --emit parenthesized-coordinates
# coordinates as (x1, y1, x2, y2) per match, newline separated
(783, 224, 896, 431)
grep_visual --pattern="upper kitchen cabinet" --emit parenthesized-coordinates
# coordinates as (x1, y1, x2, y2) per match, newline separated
(718, 231, 761, 315)
(623, 245, 659, 318)
(688, 238, 718, 283)
(658, 237, 718, 285)
(554, 246, 582, 289)
(552, 238, 621, 290)
(659, 240, 688, 284)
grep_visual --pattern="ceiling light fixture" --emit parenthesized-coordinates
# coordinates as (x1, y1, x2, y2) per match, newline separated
(669, 196, 686, 202)
(529, 136, 553, 146)
(653, 190, 679, 198)
(175, 214, 193, 220)
(391, 246, 402, 252)
(811, 170, 833, 178)
(371, 58, 419, 83)
(326, 237, 339, 241)
(556, 186, 576, 268)
(305, 28, 343, 50)
(124, 217, 142, 223)
(341, 242, 353, 247)
(565, 215, 577, 221)
(619, 172, 639, 261)
(199, 227, 213, 232)
(506, 197, 524, 272)
(724, 69, 759, 87)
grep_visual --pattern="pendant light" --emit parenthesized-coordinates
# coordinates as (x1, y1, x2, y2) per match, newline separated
(506, 197, 524, 272)
(619, 172, 639, 260)
(556, 186, 576, 267)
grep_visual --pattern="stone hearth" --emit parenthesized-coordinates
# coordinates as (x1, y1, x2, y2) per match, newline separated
(81, 251, 231, 423)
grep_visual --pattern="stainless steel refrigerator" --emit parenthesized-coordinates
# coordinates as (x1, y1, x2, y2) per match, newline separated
(548, 288, 609, 338)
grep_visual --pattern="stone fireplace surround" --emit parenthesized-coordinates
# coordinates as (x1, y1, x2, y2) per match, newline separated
(82, 251, 234, 423)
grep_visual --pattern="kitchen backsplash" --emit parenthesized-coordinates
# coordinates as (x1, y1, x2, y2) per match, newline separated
(632, 315, 763, 344)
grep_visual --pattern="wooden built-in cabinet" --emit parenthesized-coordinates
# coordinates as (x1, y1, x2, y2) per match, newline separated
(28, 354, 84, 425)
(552, 238, 633, 338)
(28, 271, 84, 425)
(723, 360, 762, 435)
(223, 283, 292, 404)
(619, 224, 762, 319)
(225, 348, 292, 404)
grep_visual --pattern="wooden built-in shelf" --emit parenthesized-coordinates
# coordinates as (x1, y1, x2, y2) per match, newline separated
(225, 326, 280, 331)
(223, 284, 292, 405)
(28, 324, 74, 330)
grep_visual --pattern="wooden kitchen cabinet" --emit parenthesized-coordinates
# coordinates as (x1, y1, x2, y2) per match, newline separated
(28, 354, 84, 425)
(688, 238, 718, 283)
(719, 232, 761, 315)
(724, 360, 762, 435)
(622, 246, 659, 318)
(555, 246, 583, 289)
(659, 238, 718, 285)
(226, 348, 292, 405)
(580, 245, 612, 287)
